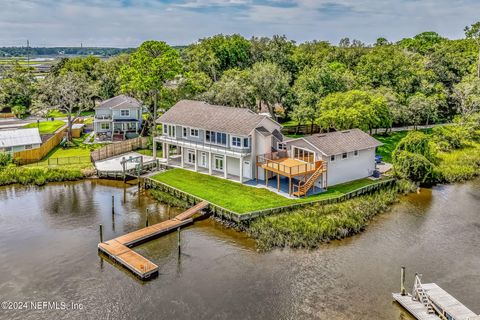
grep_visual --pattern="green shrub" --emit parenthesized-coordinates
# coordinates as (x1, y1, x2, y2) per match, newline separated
(393, 131, 436, 163)
(0, 153, 12, 167)
(11, 105, 28, 119)
(393, 150, 436, 183)
(0, 167, 84, 186)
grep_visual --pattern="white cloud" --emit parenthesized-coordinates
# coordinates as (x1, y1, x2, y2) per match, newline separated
(0, 0, 479, 47)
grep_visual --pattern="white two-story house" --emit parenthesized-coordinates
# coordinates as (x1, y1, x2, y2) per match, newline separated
(154, 100, 283, 183)
(94, 95, 143, 141)
(154, 100, 382, 197)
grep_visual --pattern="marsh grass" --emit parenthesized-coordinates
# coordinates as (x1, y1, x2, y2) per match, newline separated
(247, 187, 401, 250)
(0, 166, 84, 186)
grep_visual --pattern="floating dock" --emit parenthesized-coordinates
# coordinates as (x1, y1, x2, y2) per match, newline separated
(393, 269, 479, 320)
(98, 200, 209, 280)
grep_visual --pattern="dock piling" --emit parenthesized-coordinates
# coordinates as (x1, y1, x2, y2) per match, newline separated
(177, 227, 181, 255)
(99, 224, 103, 243)
(146, 209, 149, 227)
(111, 195, 115, 215)
(401, 266, 406, 296)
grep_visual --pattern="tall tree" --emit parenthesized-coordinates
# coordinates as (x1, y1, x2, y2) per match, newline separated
(120, 40, 182, 133)
(249, 62, 291, 118)
(203, 68, 254, 108)
(465, 21, 480, 78)
(36, 72, 93, 141)
(318, 90, 392, 132)
(406, 93, 439, 127)
(453, 75, 480, 117)
(0, 62, 36, 111)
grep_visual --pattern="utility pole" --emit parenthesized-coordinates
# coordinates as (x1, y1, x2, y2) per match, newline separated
(26, 40, 30, 75)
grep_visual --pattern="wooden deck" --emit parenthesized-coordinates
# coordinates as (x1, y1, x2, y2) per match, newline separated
(98, 200, 209, 280)
(259, 158, 318, 177)
(392, 293, 440, 320)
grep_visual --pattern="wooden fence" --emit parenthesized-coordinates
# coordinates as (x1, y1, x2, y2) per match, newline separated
(91, 137, 149, 162)
(144, 176, 396, 223)
(281, 124, 321, 135)
(13, 125, 67, 165)
(0, 113, 15, 119)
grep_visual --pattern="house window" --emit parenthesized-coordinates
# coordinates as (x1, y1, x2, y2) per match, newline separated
(277, 142, 286, 151)
(214, 156, 224, 171)
(120, 109, 130, 117)
(243, 138, 249, 148)
(200, 152, 207, 167)
(101, 123, 110, 130)
(163, 125, 167, 134)
(330, 155, 335, 162)
(354, 150, 359, 157)
(232, 137, 241, 147)
(293, 147, 315, 163)
(165, 124, 175, 138)
(190, 129, 199, 137)
(183, 127, 188, 137)
(342, 152, 348, 160)
(206, 130, 227, 145)
(24, 144, 33, 150)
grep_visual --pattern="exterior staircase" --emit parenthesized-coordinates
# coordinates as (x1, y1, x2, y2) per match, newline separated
(292, 161, 325, 197)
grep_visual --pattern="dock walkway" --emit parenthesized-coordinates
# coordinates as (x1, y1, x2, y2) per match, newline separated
(98, 200, 209, 279)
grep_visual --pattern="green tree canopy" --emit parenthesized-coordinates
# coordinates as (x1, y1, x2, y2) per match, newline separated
(318, 90, 392, 132)
(203, 68, 254, 108)
(0, 62, 36, 110)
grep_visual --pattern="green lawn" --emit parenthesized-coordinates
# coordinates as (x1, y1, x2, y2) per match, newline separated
(137, 149, 162, 157)
(46, 110, 66, 118)
(373, 131, 408, 163)
(23, 120, 65, 134)
(152, 168, 384, 214)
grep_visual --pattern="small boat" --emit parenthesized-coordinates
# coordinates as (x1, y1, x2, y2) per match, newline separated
(392, 267, 479, 320)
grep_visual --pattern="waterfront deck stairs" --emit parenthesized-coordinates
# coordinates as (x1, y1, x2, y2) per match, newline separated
(292, 163, 325, 197)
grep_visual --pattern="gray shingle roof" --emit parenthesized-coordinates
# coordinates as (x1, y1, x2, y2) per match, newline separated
(301, 129, 382, 156)
(157, 100, 270, 136)
(95, 95, 141, 110)
(0, 128, 42, 148)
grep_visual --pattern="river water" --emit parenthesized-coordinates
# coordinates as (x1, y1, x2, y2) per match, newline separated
(0, 179, 478, 320)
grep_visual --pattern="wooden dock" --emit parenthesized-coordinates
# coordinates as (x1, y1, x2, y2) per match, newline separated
(393, 271, 479, 320)
(98, 200, 209, 280)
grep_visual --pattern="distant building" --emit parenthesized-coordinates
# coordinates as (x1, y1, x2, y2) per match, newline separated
(0, 128, 42, 154)
(94, 95, 143, 141)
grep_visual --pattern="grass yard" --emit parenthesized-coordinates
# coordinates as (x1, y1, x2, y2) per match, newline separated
(46, 110, 66, 118)
(373, 131, 408, 163)
(137, 149, 162, 157)
(152, 168, 385, 214)
(23, 120, 65, 134)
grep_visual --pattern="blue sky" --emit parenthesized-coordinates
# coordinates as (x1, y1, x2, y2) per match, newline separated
(1, 0, 479, 47)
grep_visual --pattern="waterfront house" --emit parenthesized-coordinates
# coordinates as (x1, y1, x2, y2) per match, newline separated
(154, 100, 382, 197)
(0, 128, 42, 154)
(94, 95, 143, 141)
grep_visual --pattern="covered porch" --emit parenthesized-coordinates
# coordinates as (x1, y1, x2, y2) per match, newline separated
(153, 136, 251, 183)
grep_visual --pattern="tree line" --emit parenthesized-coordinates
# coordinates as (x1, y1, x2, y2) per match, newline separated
(1, 21, 480, 141)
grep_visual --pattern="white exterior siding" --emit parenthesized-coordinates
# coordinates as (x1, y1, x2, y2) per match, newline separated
(226, 156, 240, 176)
(254, 131, 272, 180)
(326, 148, 376, 186)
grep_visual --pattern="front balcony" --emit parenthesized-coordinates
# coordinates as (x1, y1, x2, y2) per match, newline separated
(154, 135, 251, 158)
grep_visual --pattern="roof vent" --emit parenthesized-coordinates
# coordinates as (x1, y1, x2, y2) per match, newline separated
(342, 130, 350, 133)
(317, 134, 326, 137)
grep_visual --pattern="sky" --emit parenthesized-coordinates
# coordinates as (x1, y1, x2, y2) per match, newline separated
(1, 0, 479, 47)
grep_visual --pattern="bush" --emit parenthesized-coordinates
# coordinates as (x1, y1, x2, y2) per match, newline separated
(393, 150, 436, 183)
(393, 131, 436, 163)
(432, 125, 470, 151)
(11, 105, 28, 119)
(0, 153, 12, 167)
(0, 167, 84, 186)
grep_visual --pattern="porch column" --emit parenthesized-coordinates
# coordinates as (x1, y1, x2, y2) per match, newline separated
(239, 156, 243, 183)
(165, 143, 169, 165)
(224, 155, 228, 179)
(289, 177, 292, 196)
(152, 140, 157, 160)
(265, 169, 268, 187)
(277, 174, 280, 191)
(194, 150, 198, 172)
(135, 122, 138, 134)
(180, 147, 184, 168)
(208, 152, 212, 175)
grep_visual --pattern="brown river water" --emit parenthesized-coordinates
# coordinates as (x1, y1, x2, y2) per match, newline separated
(0, 178, 479, 320)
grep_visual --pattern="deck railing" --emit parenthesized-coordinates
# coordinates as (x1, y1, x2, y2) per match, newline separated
(155, 135, 251, 157)
(256, 151, 321, 176)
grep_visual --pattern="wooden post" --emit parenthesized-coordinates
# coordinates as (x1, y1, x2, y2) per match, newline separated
(177, 227, 181, 255)
(277, 174, 280, 191)
(401, 266, 406, 296)
(289, 177, 292, 196)
(146, 209, 149, 227)
(99, 224, 103, 243)
(265, 170, 268, 187)
(111, 195, 114, 215)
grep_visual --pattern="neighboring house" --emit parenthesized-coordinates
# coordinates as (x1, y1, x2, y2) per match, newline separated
(154, 100, 382, 197)
(0, 128, 42, 154)
(94, 95, 143, 141)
